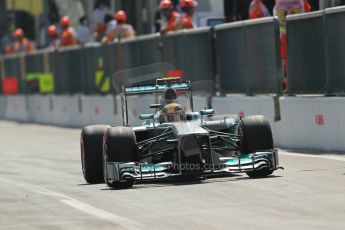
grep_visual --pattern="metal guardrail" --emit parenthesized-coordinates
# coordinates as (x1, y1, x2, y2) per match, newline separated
(215, 17, 282, 95)
(287, 11, 326, 94)
(287, 6, 345, 95)
(2, 8, 344, 96)
(163, 27, 214, 83)
(324, 6, 345, 95)
(0, 28, 215, 95)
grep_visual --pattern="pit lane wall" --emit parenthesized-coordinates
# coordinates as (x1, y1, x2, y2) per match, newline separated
(0, 95, 344, 152)
(212, 96, 345, 151)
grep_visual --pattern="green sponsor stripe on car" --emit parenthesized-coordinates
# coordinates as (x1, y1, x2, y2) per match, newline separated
(225, 152, 272, 166)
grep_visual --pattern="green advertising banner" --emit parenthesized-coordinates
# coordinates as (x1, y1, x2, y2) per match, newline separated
(26, 73, 55, 93)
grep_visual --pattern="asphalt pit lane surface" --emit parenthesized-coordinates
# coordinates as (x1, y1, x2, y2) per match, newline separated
(297, 168, 328, 172)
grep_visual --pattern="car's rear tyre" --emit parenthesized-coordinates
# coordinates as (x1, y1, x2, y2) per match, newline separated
(238, 115, 274, 178)
(81, 125, 109, 184)
(104, 126, 137, 189)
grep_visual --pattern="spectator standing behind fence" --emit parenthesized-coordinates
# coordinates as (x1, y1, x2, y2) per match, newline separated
(47, 25, 60, 50)
(94, 13, 111, 42)
(92, 0, 111, 31)
(178, 0, 197, 29)
(12, 28, 34, 53)
(60, 16, 77, 47)
(304, 0, 312, 11)
(98, 13, 114, 43)
(77, 16, 93, 45)
(105, 13, 116, 37)
(159, 0, 180, 34)
(113, 11, 135, 39)
(274, 0, 310, 89)
(249, 0, 271, 19)
(1, 13, 15, 54)
(102, 11, 135, 43)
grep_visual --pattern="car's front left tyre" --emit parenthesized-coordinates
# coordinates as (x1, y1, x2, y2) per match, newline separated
(238, 115, 274, 178)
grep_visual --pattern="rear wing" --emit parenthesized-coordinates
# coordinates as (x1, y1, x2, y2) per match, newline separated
(124, 80, 192, 96)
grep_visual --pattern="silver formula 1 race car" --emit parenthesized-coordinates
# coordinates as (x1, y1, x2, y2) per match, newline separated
(80, 63, 283, 189)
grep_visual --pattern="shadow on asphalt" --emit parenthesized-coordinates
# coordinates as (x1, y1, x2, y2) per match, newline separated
(297, 168, 328, 172)
(77, 183, 100, 186)
(99, 174, 282, 191)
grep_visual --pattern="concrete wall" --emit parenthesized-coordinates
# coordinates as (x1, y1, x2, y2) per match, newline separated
(0, 95, 344, 151)
(213, 96, 345, 151)
(0, 96, 6, 118)
(275, 97, 345, 151)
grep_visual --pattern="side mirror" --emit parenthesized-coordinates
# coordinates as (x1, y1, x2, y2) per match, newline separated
(150, 104, 161, 109)
(200, 108, 214, 116)
(139, 114, 154, 120)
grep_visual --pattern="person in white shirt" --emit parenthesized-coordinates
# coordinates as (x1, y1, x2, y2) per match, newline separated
(77, 16, 93, 45)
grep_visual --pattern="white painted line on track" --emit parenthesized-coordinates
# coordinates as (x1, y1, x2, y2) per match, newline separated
(0, 177, 142, 230)
(60, 199, 141, 228)
(280, 151, 345, 162)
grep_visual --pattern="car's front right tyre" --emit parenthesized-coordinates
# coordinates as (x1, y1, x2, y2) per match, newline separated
(81, 125, 109, 184)
(103, 126, 137, 189)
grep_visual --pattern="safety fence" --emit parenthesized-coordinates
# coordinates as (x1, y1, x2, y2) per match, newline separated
(287, 6, 345, 95)
(1, 6, 345, 96)
(0, 17, 281, 95)
(215, 17, 282, 95)
(0, 27, 215, 95)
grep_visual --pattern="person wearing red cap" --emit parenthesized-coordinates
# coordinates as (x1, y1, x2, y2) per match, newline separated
(59, 16, 77, 46)
(47, 25, 60, 49)
(4, 45, 14, 54)
(304, 0, 311, 12)
(178, 0, 197, 29)
(13, 28, 33, 53)
(104, 10, 135, 43)
(249, 0, 271, 19)
(159, 0, 180, 34)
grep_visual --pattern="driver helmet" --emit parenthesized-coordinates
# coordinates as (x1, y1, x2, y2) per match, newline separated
(159, 88, 185, 122)
(162, 87, 177, 104)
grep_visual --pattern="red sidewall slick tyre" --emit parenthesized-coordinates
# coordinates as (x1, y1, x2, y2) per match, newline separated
(81, 125, 109, 184)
